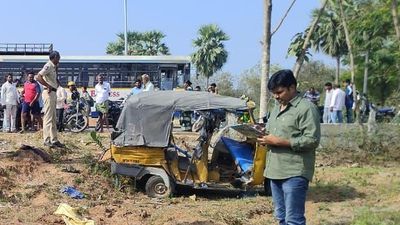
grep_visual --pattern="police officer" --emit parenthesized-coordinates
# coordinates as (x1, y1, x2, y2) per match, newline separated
(36, 51, 65, 148)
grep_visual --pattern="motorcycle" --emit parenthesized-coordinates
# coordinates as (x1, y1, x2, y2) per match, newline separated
(64, 97, 90, 132)
(95, 99, 124, 131)
(359, 95, 396, 123)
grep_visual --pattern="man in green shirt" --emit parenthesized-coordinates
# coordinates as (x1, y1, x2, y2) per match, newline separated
(257, 69, 320, 225)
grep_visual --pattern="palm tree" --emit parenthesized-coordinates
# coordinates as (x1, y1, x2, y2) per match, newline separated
(106, 31, 170, 56)
(140, 31, 169, 55)
(191, 24, 229, 87)
(312, 8, 348, 84)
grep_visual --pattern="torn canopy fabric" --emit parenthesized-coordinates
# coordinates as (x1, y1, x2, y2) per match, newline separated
(113, 91, 247, 147)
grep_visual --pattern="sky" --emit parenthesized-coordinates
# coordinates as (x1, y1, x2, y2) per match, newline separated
(0, 0, 332, 76)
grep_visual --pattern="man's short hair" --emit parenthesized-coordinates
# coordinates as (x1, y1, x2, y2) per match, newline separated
(210, 83, 217, 87)
(345, 79, 351, 84)
(27, 70, 35, 76)
(49, 51, 60, 60)
(325, 82, 332, 87)
(268, 69, 297, 91)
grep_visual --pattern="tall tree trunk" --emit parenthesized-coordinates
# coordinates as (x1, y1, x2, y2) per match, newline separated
(293, 0, 327, 78)
(391, 0, 400, 41)
(338, 0, 358, 123)
(335, 56, 341, 84)
(363, 51, 369, 95)
(391, 0, 400, 91)
(259, 0, 272, 122)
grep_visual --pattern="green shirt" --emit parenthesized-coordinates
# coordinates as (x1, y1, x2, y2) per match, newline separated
(264, 94, 321, 181)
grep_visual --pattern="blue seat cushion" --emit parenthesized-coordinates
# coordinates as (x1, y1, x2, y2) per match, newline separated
(221, 137, 254, 173)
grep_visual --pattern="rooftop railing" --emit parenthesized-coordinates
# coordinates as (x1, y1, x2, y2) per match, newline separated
(0, 43, 53, 55)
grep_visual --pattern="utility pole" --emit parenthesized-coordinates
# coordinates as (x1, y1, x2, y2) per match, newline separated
(124, 0, 128, 55)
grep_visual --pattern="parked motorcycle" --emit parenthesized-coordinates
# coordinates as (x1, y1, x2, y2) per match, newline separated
(95, 99, 124, 131)
(64, 97, 89, 132)
(359, 95, 396, 123)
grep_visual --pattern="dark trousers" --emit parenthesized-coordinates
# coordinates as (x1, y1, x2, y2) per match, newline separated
(56, 108, 64, 132)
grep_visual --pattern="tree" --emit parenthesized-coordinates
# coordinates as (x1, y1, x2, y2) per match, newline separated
(191, 24, 229, 87)
(237, 64, 282, 118)
(211, 72, 237, 97)
(297, 60, 336, 94)
(293, 0, 328, 78)
(391, 0, 400, 41)
(106, 31, 170, 56)
(312, 8, 348, 84)
(259, 0, 272, 121)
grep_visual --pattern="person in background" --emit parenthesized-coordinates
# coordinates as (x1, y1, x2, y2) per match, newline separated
(33, 76, 44, 131)
(184, 80, 193, 91)
(20, 71, 41, 132)
(130, 79, 142, 95)
(141, 74, 154, 92)
(330, 84, 346, 123)
(323, 82, 333, 123)
(81, 86, 94, 107)
(56, 82, 67, 132)
(1, 73, 20, 132)
(95, 74, 111, 132)
(257, 69, 320, 225)
(67, 81, 80, 103)
(303, 87, 320, 105)
(344, 79, 354, 123)
(208, 83, 218, 94)
(36, 51, 65, 148)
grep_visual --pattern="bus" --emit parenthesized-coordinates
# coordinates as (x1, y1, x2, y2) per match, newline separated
(0, 55, 191, 100)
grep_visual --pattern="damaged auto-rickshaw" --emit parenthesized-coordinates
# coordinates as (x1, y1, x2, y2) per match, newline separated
(104, 91, 270, 198)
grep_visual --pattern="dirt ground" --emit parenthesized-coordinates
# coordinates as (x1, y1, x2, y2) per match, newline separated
(0, 131, 399, 225)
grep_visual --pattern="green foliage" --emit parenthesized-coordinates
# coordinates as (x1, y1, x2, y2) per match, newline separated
(351, 208, 400, 225)
(297, 60, 336, 94)
(287, 31, 313, 62)
(106, 30, 170, 56)
(212, 72, 238, 97)
(295, 0, 400, 105)
(191, 24, 229, 85)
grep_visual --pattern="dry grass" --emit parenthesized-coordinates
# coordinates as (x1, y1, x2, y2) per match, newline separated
(0, 130, 399, 225)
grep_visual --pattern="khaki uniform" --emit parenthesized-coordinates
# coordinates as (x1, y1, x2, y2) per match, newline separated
(39, 61, 58, 144)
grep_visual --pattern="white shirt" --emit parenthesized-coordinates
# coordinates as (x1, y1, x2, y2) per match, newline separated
(324, 89, 333, 108)
(95, 82, 111, 104)
(330, 88, 346, 111)
(1, 82, 19, 105)
(56, 86, 67, 109)
(142, 81, 154, 92)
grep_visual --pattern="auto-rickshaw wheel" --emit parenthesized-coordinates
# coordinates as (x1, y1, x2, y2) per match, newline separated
(264, 178, 272, 196)
(145, 175, 171, 198)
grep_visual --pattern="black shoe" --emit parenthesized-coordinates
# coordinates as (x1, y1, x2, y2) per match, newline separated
(52, 141, 66, 148)
(44, 142, 54, 148)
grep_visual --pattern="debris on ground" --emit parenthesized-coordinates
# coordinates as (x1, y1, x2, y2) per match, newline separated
(54, 203, 95, 225)
(62, 165, 81, 174)
(14, 145, 52, 163)
(60, 186, 85, 199)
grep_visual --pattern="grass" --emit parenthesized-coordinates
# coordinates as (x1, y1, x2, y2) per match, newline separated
(351, 208, 400, 225)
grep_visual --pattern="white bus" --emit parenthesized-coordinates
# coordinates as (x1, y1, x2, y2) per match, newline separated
(0, 55, 191, 100)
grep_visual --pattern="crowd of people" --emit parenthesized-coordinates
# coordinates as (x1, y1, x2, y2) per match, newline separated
(0, 50, 219, 138)
(303, 79, 354, 124)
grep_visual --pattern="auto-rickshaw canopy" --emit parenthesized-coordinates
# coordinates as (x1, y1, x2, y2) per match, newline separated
(113, 91, 247, 148)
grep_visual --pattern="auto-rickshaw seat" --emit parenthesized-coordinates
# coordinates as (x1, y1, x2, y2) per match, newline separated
(221, 137, 254, 173)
